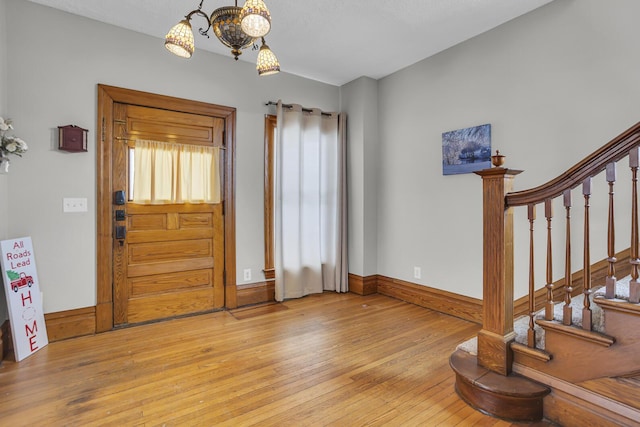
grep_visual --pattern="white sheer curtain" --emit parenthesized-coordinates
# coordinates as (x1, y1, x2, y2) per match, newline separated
(132, 140, 221, 204)
(274, 101, 348, 301)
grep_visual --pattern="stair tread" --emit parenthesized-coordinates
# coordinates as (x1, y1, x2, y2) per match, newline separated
(514, 276, 636, 350)
(450, 349, 550, 422)
(450, 349, 549, 396)
(578, 376, 640, 411)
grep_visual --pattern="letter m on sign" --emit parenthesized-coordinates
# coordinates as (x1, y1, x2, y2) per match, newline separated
(25, 320, 38, 337)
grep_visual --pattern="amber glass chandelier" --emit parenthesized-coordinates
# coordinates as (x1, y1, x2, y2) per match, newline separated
(165, 0, 280, 76)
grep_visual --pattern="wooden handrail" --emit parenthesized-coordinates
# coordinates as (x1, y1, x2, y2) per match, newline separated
(506, 122, 640, 207)
(474, 122, 640, 376)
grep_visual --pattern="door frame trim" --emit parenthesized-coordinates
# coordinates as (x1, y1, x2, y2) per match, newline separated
(96, 84, 237, 332)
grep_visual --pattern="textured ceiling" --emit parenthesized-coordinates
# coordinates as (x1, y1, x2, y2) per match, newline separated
(26, 0, 555, 86)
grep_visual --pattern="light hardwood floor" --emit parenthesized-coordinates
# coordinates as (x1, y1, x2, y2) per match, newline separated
(0, 292, 551, 426)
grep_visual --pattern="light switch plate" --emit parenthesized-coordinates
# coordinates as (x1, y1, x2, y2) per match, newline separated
(63, 197, 88, 213)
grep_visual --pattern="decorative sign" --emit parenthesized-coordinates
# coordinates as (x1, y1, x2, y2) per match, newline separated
(0, 237, 48, 361)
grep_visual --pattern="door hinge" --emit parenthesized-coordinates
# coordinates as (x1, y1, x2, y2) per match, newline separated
(101, 117, 105, 142)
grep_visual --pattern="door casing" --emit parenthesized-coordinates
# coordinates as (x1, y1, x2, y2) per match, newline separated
(96, 84, 237, 332)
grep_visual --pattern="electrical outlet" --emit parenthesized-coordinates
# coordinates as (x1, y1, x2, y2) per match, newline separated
(413, 267, 421, 280)
(243, 268, 251, 281)
(63, 197, 88, 213)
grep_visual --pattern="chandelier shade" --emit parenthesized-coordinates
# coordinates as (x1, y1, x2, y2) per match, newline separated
(239, 0, 271, 38)
(165, 19, 195, 58)
(165, 0, 279, 75)
(211, 6, 255, 60)
(256, 38, 280, 76)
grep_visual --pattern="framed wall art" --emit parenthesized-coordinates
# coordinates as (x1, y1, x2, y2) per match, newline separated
(442, 123, 491, 175)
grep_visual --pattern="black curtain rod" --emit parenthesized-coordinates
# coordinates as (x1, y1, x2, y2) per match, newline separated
(265, 101, 333, 117)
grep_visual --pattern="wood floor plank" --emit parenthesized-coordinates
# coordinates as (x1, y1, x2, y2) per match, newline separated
(0, 292, 549, 425)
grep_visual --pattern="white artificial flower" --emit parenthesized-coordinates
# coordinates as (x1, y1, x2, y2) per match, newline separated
(0, 117, 12, 131)
(0, 118, 26, 158)
(5, 141, 17, 152)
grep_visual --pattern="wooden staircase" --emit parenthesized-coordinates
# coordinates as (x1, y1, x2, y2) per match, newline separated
(514, 296, 640, 425)
(452, 275, 640, 425)
(450, 122, 640, 426)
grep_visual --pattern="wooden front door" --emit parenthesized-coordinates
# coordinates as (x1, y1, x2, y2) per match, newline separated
(97, 85, 237, 333)
(111, 103, 225, 326)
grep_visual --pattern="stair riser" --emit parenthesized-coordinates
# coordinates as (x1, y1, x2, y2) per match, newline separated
(454, 376, 545, 422)
(601, 304, 640, 344)
(514, 325, 640, 383)
(544, 389, 638, 427)
(450, 350, 549, 422)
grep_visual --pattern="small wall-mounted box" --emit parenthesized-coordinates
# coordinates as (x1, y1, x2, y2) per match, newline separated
(58, 125, 88, 152)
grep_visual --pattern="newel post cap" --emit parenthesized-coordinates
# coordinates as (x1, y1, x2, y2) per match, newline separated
(474, 167, 524, 178)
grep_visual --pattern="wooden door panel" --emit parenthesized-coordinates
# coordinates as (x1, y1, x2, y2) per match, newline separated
(126, 105, 224, 147)
(129, 269, 212, 296)
(128, 239, 212, 263)
(128, 214, 167, 230)
(180, 214, 213, 228)
(127, 289, 215, 324)
(127, 229, 214, 244)
(127, 258, 214, 278)
(127, 204, 218, 214)
(129, 121, 213, 143)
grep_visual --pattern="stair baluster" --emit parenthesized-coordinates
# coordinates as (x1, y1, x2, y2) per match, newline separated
(563, 189, 573, 326)
(545, 199, 554, 320)
(605, 162, 617, 299)
(528, 203, 536, 347)
(582, 178, 592, 330)
(631, 148, 640, 303)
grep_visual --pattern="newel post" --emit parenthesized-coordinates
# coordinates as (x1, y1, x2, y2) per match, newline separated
(474, 166, 523, 375)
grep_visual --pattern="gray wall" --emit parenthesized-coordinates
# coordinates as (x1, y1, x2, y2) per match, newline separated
(4, 0, 338, 313)
(0, 0, 8, 240)
(4, 0, 640, 316)
(0, 0, 8, 321)
(375, 0, 640, 299)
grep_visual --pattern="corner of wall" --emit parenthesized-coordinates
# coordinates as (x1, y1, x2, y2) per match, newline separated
(339, 77, 381, 278)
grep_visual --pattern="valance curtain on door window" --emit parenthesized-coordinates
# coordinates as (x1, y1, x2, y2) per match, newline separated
(132, 139, 221, 204)
(274, 101, 348, 301)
